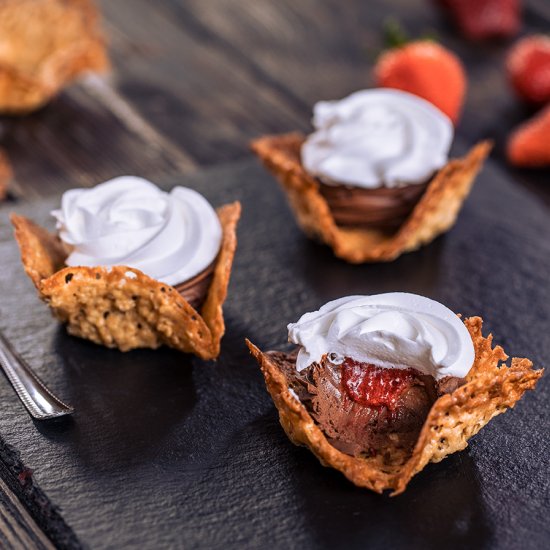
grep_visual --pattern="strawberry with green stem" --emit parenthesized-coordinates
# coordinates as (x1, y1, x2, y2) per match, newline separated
(374, 22, 467, 124)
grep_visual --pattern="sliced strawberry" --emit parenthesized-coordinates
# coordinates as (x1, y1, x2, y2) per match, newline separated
(341, 358, 419, 411)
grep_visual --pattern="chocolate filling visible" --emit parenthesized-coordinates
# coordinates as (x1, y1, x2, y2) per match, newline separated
(272, 350, 465, 462)
(173, 261, 216, 310)
(318, 180, 429, 230)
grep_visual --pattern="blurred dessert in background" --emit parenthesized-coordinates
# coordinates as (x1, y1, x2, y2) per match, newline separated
(0, 0, 109, 114)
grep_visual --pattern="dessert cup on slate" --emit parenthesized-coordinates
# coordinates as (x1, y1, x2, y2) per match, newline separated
(11, 177, 241, 359)
(247, 293, 543, 495)
(0, 0, 109, 114)
(252, 89, 491, 263)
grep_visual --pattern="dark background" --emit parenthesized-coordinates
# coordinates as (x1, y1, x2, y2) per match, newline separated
(0, 1, 548, 549)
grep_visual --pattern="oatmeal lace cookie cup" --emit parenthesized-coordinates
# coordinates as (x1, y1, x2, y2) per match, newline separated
(246, 294, 543, 495)
(251, 89, 491, 263)
(11, 177, 241, 360)
(0, 0, 109, 114)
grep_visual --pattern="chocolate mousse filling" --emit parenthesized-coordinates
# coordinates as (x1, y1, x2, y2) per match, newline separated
(271, 349, 465, 462)
(318, 180, 429, 230)
(173, 260, 216, 310)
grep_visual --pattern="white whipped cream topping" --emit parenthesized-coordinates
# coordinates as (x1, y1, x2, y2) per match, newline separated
(301, 88, 454, 189)
(288, 293, 474, 380)
(52, 176, 222, 285)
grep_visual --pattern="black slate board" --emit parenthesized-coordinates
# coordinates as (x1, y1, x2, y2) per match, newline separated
(0, 149, 548, 549)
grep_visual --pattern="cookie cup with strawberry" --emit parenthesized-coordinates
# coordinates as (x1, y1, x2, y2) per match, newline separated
(11, 177, 241, 359)
(247, 294, 542, 494)
(252, 89, 490, 263)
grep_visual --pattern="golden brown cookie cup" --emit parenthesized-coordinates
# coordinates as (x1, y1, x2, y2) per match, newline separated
(10, 202, 241, 359)
(251, 133, 491, 263)
(0, 0, 109, 114)
(247, 317, 543, 495)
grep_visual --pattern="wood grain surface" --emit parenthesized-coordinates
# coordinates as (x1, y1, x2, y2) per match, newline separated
(0, 0, 548, 198)
(0, 0, 548, 548)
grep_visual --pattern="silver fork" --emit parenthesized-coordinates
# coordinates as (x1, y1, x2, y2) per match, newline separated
(0, 330, 73, 420)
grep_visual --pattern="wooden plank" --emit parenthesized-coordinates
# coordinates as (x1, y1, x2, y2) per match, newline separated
(2, 0, 548, 199)
(0, 81, 196, 199)
(98, 0, 308, 163)
(171, 0, 549, 145)
(165, 0, 384, 106)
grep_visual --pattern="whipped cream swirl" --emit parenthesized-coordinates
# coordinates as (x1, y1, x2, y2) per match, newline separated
(301, 88, 454, 189)
(288, 293, 474, 380)
(52, 176, 222, 285)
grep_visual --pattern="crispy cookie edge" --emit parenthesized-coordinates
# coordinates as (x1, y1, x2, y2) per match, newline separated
(392, 316, 543, 494)
(10, 213, 67, 288)
(201, 201, 241, 358)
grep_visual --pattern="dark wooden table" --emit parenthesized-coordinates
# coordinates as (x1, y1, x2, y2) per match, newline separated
(1, 0, 549, 200)
(0, 1, 548, 548)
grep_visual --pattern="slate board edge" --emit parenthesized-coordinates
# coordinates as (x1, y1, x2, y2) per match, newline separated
(0, 434, 82, 549)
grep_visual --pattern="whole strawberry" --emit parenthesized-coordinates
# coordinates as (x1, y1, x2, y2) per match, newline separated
(507, 35, 550, 105)
(374, 40, 466, 124)
(436, 0, 521, 41)
(507, 105, 550, 167)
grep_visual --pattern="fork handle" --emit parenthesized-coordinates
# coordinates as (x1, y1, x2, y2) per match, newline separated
(0, 332, 73, 420)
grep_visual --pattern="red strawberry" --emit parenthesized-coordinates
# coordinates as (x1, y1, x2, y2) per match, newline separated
(507, 35, 550, 105)
(507, 105, 550, 167)
(436, 0, 521, 41)
(374, 40, 466, 124)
